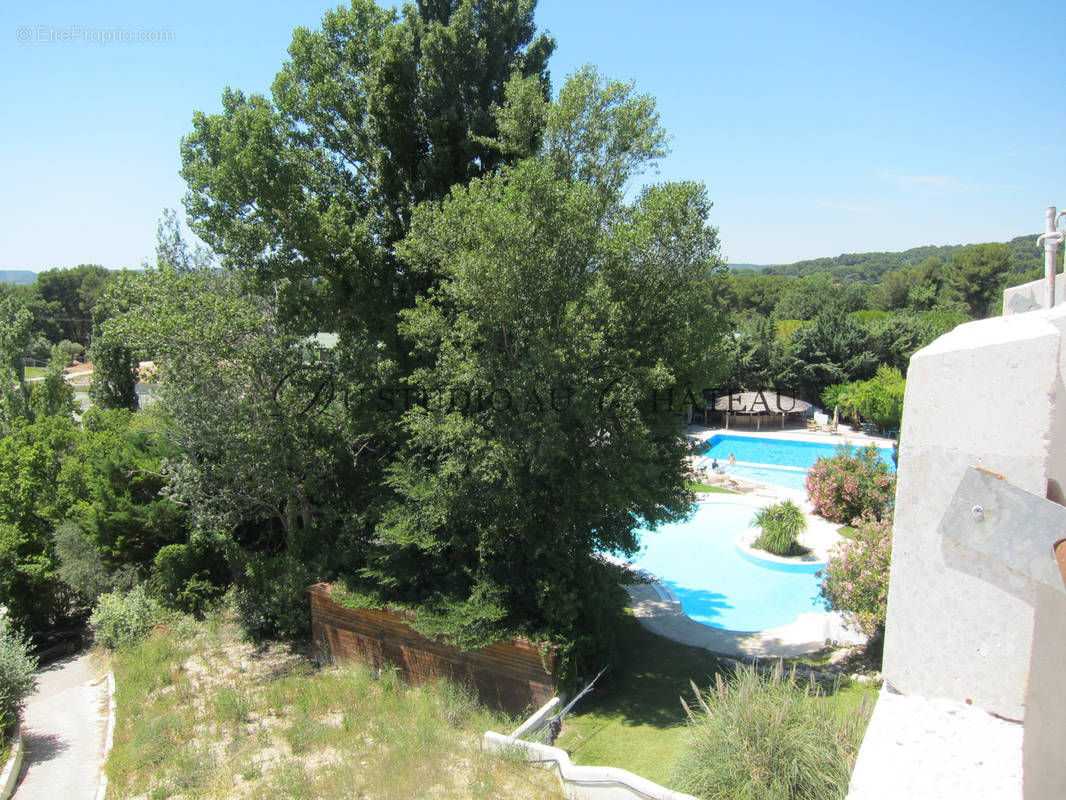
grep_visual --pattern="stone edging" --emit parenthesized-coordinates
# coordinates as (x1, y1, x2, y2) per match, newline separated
(94, 671, 116, 800)
(0, 724, 24, 800)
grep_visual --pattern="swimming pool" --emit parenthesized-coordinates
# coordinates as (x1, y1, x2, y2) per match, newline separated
(630, 501, 825, 631)
(701, 433, 895, 471)
(720, 463, 809, 491)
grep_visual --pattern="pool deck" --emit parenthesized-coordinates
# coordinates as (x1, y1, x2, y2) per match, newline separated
(623, 427, 876, 658)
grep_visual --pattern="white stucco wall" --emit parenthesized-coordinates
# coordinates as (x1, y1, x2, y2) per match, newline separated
(1002, 273, 1066, 315)
(881, 308, 1066, 720)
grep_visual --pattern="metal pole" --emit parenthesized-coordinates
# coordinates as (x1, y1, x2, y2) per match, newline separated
(1037, 206, 1060, 308)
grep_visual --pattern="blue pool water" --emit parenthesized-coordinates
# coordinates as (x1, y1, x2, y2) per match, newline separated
(720, 464, 809, 491)
(702, 434, 894, 471)
(631, 502, 825, 631)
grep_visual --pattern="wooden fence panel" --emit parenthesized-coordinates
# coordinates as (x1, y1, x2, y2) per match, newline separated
(308, 584, 557, 714)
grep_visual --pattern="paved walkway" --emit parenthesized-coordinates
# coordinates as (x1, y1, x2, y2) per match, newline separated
(13, 652, 108, 800)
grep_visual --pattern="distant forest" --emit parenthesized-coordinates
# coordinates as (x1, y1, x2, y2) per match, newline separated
(730, 233, 1051, 284)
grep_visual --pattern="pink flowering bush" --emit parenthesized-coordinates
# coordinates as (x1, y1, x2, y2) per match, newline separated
(805, 444, 895, 524)
(819, 516, 893, 636)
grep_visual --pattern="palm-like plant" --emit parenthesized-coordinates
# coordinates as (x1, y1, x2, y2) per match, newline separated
(752, 500, 808, 556)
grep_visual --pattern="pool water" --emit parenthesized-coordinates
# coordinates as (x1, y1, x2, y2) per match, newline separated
(631, 502, 825, 632)
(720, 463, 809, 491)
(701, 434, 895, 471)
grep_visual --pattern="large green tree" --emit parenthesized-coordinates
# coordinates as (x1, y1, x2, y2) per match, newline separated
(34, 264, 112, 347)
(778, 308, 877, 404)
(948, 242, 1012, 318)
(181, 0, 553, 345)
(367, 71, 728, 671)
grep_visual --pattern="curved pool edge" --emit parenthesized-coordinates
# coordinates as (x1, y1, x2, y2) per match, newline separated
(613, 493, 863, 656)
(733, 531, 825, 574)
(623, 577, 867, 658)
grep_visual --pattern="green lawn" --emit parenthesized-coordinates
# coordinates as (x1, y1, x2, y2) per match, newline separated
(685, 481, 738, 494)
(554, 615, 724, 787)
(837, 525, 857, 539)
(555, 615, 875, 790)
(23, 367, 46, 379)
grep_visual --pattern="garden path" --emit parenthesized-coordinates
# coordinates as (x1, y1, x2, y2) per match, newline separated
(12, 651, 107, 800)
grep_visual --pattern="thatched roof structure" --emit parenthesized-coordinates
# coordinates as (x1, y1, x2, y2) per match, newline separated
(712, 391, 812, 416)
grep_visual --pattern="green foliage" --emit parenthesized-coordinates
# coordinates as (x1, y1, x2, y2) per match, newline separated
(97, 267, 373, 638)
(149, 541, 227, 616)
(228, 552, 320, 641)
(375, 85, 726, 671)
(0, 414, 80, 629)
(29, 346, 75, 419)
(90, 584, 161, 649)
(88, 339, 138, 411)
(851, 365, 906, 430)
(35, 264, 112, 347)
(752, 500, 807, 557)
(760, 242, 969, 284)
(819, 515, 893, 637)
(726, 317, 785, 390)
(805, 445, 895, 525)
(777, 308, 876, 403)
(182, 0, 553, 337)
(60, 408, 189, 576)
(53, 520, 133, 604)
(822, 367, 906, 432)
(54, 339, 84, 365)
(0, 294, 32, 435)
(0, 610, 37, 736)
(948, 242, 1012, 318)
(674, 663, 868, 800)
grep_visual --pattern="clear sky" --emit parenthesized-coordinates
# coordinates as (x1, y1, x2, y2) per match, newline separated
(3, 0, 1065, 270)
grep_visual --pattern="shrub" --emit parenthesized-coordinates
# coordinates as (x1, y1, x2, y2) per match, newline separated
(674, 662, 868, 800)
(0, 609, 37, 735)
(819, 516, 893, 637)
(752, 500, 807, 556)
(805, 444, 895, 524)
(90, 585, 161, 649)
(53, 520, 136, 604)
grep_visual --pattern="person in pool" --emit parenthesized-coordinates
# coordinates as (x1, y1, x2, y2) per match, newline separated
(728, 453, 736, 465)
(711, 458, 720, 471)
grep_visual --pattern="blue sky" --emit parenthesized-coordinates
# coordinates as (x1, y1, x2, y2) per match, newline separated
(3, 0, 1064, 270)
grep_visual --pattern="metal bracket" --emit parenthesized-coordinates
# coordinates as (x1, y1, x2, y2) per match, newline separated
(937, 467, 1066, 603)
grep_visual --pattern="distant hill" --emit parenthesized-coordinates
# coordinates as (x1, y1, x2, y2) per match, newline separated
(0, 270, 37, 285)
(727, 262, 771, 272)
(749, 234, 1045, 284)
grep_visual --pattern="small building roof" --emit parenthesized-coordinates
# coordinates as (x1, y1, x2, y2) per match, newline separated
(712, 390, 812, 415)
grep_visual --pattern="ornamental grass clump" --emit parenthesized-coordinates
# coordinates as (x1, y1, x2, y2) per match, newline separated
(805, 444, 895, 525)
(752, 500, 808, 557)
(674, 662, 868, 800)
(819, 515, 893, 637)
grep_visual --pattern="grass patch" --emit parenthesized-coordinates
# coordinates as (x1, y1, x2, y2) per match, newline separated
(554, 615, 725, 786)
(23, 366, 47, 379)
(105, 611, 561, 800)
(685, 481, 738, 494)
(555, 615, 876, 792)
(837, 525, 857, 539)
